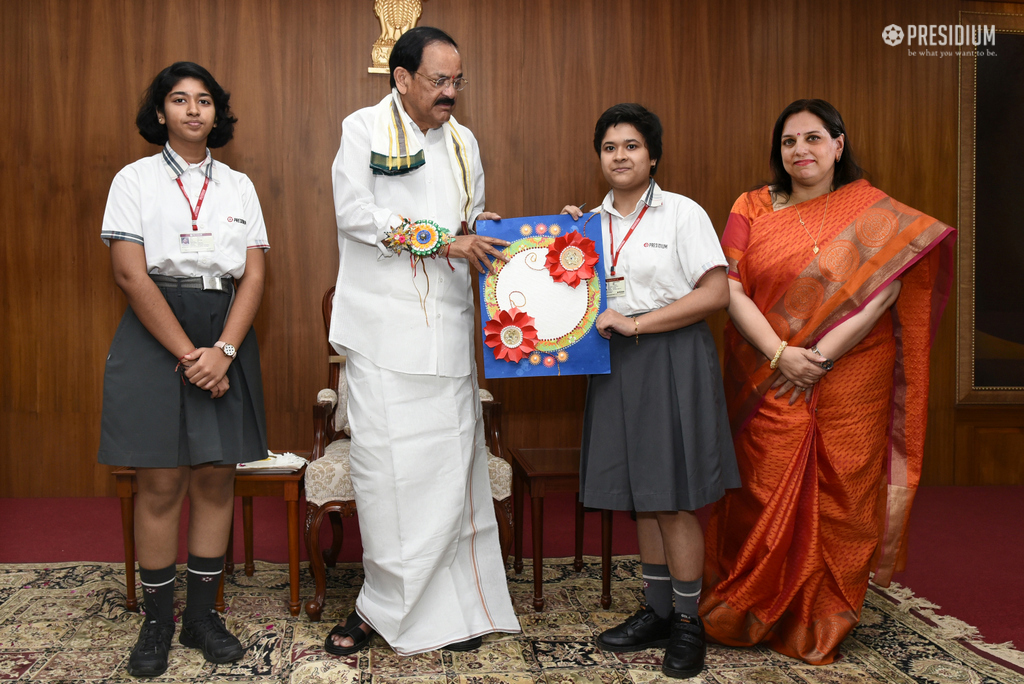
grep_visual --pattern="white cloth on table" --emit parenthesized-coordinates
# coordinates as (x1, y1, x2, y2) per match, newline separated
(344, 350, 519, 655)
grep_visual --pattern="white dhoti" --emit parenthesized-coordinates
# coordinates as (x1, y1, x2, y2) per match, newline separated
(343, 349, 521, 656)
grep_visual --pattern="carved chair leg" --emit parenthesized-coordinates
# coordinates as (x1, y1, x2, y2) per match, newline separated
(325, 511, 344, 567)
(116, 475, 139, 612)
(574, 500, 585, 572)
(225, 514, 235, 575)
(304, 502, 340, 622)
(215, 567, 225, 613)
(243, 495, 255, 576)
(494, 497, 513, 566)
(304, 502, 320, 579)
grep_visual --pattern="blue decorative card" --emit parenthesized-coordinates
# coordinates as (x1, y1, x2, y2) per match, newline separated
(477, 214, 611, 378)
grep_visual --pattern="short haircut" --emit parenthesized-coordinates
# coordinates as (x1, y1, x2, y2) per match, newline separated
(135, 62, 237, 148)
(593, 103, 663, 175)
(768, 98, 865, 198)
(389, 26, 458, 89)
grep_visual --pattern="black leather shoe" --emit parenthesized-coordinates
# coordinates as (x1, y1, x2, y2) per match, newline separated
(127, 619, 175, 677)
(661, 613, 706, 679)
(446, 636, 483, 651)
(596, 605, 672, 652)
(179, 609, 245, 663)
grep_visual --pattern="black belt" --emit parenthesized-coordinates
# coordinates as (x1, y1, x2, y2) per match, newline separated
(150, 274, 233, 292)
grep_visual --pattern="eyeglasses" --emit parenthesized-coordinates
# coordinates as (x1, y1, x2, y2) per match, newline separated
(414, 72, 469, 91)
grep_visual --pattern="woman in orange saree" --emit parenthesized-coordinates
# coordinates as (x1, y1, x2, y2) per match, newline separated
(700, 100, 955, 665)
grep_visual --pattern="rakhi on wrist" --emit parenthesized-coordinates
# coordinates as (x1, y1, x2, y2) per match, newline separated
(384, 217, 457, 326)
(383, 218, 455, 258)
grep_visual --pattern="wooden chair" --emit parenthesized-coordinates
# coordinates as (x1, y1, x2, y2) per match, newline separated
(302, 287, 514, 621)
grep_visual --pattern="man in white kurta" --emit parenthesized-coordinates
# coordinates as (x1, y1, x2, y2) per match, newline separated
(328, 27, 519, 656)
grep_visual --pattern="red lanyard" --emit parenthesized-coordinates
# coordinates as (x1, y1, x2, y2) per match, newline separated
(175, 176, 210, 231)
(607, 204, 648, 276)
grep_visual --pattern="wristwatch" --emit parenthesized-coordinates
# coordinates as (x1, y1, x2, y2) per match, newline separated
(811, 345, 833, 372)
(214, 341, 236, 359)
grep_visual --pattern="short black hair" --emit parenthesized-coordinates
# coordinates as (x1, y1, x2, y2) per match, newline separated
(135, 62, 237, 148)
(593, 103, 663, 175)
(768, 99, 865, 198)
(389, 26, 458, 89)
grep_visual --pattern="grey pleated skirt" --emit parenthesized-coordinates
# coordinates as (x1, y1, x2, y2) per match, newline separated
(580, 320, 741, 512)
(97, 280, 267, 467)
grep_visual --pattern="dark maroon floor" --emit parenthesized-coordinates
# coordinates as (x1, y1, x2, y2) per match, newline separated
(1, 486, 1021, 648)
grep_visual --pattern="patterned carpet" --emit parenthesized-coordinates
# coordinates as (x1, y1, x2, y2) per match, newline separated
(1, 556, 1022, 683)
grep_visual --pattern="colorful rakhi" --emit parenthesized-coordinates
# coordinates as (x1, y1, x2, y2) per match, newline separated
(383, 218, 455, 258)
(384, 218, 457, 325)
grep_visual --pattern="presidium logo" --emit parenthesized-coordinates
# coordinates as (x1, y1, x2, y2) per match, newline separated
(882, 25, 904, 46)
(882, 23, 997, 57)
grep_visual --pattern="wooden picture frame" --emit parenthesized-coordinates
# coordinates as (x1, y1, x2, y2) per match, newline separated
(957, 11, 1024, 403)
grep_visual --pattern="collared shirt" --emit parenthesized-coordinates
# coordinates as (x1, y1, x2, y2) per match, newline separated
(599, 181, 726, 317)
(330, 96, 486, 378)
(101, 144, 269, 279)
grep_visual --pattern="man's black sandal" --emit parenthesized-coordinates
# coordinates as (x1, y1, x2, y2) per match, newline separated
(445, 636, 482, 651)
(324, 611, 373, 656)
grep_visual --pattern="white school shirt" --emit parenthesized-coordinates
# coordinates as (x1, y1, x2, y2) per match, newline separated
(600, 181, 726, 317)
(330, 98, 486, 378)
(100, 144, 270, 279)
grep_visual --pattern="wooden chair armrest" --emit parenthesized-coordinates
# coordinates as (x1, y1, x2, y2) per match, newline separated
(481, 398, 505, 463)
(311, 400, 333, 462)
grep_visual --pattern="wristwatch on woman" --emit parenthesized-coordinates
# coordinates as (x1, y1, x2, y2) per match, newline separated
(214, 341, 236, 359)
(811, 345, 833, 372)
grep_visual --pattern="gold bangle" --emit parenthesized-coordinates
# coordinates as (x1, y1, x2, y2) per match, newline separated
(634, 316, 640, 345)
(770, 341, 788, 369)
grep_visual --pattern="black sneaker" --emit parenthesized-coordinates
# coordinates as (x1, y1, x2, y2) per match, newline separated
(127, 618, 175, 677)
(596, 605, 672, 652)
(661, 613, 706, 679)
(179, 609, 245, 663)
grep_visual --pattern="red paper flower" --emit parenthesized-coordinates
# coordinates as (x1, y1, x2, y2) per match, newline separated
(484, 308, 538, 363)
(545, 231, 599, 288)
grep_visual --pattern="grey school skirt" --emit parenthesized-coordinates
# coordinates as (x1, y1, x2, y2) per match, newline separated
(580, 320, 741, 512)
(97, 279, 267, 468)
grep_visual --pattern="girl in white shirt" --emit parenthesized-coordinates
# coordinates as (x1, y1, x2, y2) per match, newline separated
(563, 103, 739, 680)
(98, 62, 269, 678)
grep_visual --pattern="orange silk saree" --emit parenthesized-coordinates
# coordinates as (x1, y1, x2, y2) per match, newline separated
(700, 180, 955, 664)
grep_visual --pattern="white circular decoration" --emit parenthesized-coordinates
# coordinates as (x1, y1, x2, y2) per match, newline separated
(494, 247, 589, 341)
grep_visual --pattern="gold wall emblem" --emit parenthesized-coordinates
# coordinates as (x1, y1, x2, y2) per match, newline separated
(369, 0, 423, 74)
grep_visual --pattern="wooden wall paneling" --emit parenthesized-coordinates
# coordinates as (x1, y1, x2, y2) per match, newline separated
(954, 407, 1024, 484)
(483, 0, 606, 449)
(4, 0, 1014, 495)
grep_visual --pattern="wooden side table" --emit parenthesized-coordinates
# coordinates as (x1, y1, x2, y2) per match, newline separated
(113, 456, 307, 617)
(508, 446, 612, 611)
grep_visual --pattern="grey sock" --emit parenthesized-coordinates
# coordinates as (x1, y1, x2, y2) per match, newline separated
(672, 576, 702, 617)
(642, 563, 673, 618)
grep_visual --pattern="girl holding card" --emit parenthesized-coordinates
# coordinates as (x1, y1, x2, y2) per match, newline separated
(562, 103, 739, 680)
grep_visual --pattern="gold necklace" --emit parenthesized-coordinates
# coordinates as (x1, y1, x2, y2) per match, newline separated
(794, 192, 830, 255)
